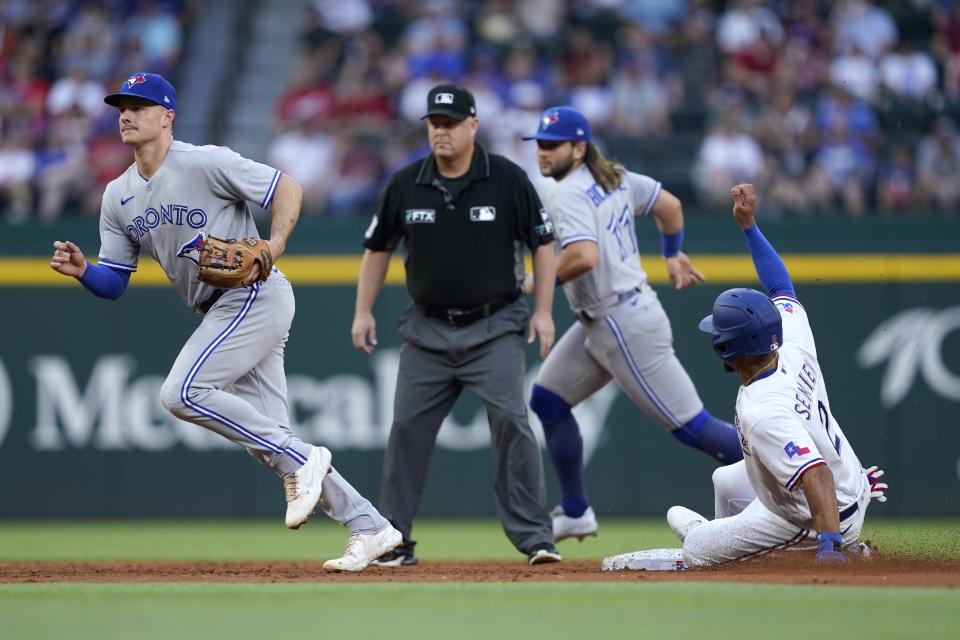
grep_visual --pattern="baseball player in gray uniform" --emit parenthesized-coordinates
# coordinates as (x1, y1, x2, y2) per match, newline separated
(523, 107, 744, 543)
(48, 72, 400, 572)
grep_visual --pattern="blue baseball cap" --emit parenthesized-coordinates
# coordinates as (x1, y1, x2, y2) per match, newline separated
(523, 106, 591, 142)
(104, 72, 177, 110)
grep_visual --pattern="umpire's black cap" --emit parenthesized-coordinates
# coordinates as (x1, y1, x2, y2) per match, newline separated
(422, 83, 477, 120)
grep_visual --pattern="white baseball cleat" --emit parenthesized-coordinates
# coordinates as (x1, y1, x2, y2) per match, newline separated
(602, 548, 687, 571)
(323, 526, 404, 573)
(666, 505, 706, 542)
(552, 506, 598, 542)
(284, 446, 332, 529)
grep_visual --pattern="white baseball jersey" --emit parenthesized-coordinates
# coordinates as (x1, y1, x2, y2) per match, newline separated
(734, 294, 865, 530)
(97, 140, 282, 309)
(545, 163, 661, 315)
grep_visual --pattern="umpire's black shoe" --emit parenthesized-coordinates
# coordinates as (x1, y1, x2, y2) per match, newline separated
(528, 543, 563, 565)
(370, 539, 418, 567)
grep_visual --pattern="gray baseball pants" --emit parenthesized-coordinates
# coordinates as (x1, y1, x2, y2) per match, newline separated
(537, 284, 703, 431)
(159, 271, 387, 534)
(379, 300, 553, 555)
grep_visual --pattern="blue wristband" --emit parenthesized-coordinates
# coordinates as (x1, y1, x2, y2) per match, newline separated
(816, 531, 845, 562)
(660, 229, 684, 258)
(555, 276, 563, 286)
(78, 261, 130, 299)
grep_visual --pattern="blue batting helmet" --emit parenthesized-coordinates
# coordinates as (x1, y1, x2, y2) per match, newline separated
(698, 288, 782, 361)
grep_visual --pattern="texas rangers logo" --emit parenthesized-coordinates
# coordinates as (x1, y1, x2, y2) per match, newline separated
(177, 231, 206, 265)
(542, 112, 560, 128)
(779, 302, 795, 314)
(126, 74, 147, 88)
(784, 441, 811, 459)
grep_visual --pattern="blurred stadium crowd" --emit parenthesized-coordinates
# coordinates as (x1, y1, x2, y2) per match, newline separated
(3, 0, 960, 222)
(0, 0, 188, 222)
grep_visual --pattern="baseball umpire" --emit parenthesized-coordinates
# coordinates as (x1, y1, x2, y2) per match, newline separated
(522, 106, 744, 544)
(351, 83, 561, 566)
(49, 72, 401, 572)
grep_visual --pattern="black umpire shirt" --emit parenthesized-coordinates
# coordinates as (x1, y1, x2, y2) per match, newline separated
(363, 143, 554, 309)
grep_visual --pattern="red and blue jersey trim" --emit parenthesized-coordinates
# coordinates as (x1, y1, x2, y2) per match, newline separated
(786, 458, 826, 491)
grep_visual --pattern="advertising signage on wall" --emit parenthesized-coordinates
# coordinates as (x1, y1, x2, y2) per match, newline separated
(0, 281, 957, 518)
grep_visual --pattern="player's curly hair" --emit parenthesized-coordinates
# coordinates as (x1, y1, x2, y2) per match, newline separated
(584, 143, 626, 194)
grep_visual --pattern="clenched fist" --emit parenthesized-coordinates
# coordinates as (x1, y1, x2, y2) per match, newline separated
(730, 183, 757, 230)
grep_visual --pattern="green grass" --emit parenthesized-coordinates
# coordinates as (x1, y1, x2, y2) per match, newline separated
(1, 519, 958, 640)
(0, 582, 957, 640)
(0, 517, 957, 562)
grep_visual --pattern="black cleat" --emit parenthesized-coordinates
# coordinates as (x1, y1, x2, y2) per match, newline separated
(370, 539, 418, 566)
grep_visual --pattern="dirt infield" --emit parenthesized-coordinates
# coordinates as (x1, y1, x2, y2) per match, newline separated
(2, 556, 958, 587)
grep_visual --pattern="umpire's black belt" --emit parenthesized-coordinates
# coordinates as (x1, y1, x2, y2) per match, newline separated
(416, 290, 520, 327)
(196, 289, 226, 314)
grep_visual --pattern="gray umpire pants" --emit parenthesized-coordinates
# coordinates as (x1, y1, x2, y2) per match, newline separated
(379, 298, 553, 555)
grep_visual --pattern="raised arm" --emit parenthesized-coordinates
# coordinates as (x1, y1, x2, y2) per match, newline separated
(730, 184, 795, 299)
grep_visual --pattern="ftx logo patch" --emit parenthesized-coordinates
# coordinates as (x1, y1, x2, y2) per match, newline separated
(405, 209, 436, 224)
(470, 206, 496, 222)
(535, 208, 553, 236)
(783, 441, 811, 459)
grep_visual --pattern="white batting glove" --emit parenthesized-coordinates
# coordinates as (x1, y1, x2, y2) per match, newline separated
(865, 466, 888, 503)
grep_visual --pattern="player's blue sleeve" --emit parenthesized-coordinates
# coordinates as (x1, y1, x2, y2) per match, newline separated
(744, 224, 795, 299)
(78, 262, 130, 299)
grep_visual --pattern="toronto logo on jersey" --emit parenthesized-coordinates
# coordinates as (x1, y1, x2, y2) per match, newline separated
(176, 231, 206, 265)
(125, 204, 208, 241)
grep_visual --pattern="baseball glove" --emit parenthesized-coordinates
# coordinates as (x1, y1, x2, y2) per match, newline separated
(197, 235, 273, 288)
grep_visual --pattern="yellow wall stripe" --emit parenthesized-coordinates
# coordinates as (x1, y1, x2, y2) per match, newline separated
(7, 254, 960, 287)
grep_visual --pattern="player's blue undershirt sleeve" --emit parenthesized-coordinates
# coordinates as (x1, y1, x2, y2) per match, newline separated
(78, 262, 130, 299)
(744, 224, 796, 299)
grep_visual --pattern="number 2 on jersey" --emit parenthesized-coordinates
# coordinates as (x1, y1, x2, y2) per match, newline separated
(817, 400, 842, 455)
